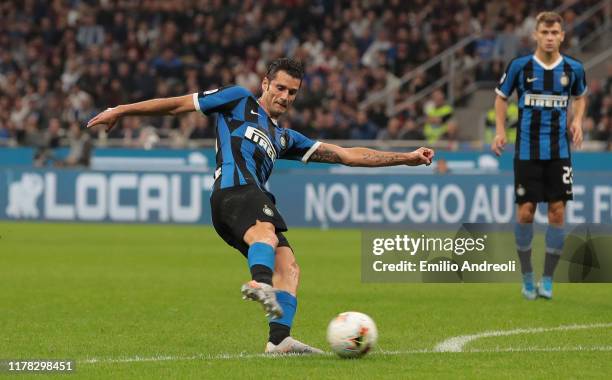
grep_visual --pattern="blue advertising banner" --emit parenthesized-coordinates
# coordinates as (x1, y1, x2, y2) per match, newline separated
(1, 169, 215, 224)
(269, 173, 612, 226)
(1, 147, 611, 172)
(1, 168, 611, 225)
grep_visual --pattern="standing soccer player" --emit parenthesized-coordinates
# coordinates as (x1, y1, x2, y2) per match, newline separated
(492, 12, 587, 300)
(87, 58, 434, 353)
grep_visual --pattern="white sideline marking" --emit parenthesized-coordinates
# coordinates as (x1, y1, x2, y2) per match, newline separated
(378, 345, 612, 355)
(82, 352, 325, 364)
(434, 323, 612, 352)
(80, 322, 612, 364)
(81, 345, 612, 365)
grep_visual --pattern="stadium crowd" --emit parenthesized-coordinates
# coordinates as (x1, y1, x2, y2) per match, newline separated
(0, 0, 610, 150)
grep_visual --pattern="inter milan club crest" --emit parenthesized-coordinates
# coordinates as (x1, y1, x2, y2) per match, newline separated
(280, 134, 287, 149)
(263, 204, 274, 217)
(560, 73, 569, 87)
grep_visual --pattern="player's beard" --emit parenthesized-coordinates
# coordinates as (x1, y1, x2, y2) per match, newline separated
(274, 101, 288, 116)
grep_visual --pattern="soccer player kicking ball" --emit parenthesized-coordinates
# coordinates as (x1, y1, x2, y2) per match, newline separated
(87, 58, 434, 354)
(492, 12, 587, 300)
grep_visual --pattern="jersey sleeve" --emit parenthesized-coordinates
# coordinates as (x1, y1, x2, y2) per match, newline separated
(192, 85, 251, 115)
(571, 65, 588, 97)
(280, 129, 321, 163)
(495, 59, 521, 98)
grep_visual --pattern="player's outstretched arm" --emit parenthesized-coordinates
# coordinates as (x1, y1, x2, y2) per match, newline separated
(309, 142, 434, 167)
(492, 95, 508, 156)
(86, 94, 195, 132)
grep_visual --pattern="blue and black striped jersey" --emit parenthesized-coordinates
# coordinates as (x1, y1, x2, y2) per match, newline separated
(193, 86, 321, 190)
(495, 54, 587, 160)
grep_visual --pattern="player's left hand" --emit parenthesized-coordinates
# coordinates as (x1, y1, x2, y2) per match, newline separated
(570, 122, 583, 149)
(86, 107, 121, 133)
(409, 147, 435, 166)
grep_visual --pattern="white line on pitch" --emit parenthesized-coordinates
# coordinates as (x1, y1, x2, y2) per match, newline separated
(378, 345, 612, 355)
(81, 352, 330, 364)
(81, 344, 612, 365)
(434, 322, 612, 352)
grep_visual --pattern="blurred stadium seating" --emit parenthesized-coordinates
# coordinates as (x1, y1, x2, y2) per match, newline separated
(0, 0, 610, 150)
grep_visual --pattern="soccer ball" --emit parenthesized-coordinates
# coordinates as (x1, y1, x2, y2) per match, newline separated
(326, 311, 378, 358)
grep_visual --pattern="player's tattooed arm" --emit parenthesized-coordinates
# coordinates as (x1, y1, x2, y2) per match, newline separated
(309, 143, 434, 167)
(309, 143, 343, 163)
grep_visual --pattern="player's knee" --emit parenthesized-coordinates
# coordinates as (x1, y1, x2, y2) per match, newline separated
(548, 204, 565, 224)
(517, 205, 535, 223)
(548, 211, 564, 225)
(518, 213, 534, 224)
(254, 231, 278, 247)
(244, 221, 278, 247)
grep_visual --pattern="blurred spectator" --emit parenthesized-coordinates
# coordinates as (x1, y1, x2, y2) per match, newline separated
(435, 158, 450, 174)
(423, 90, 454, 143)
(55, 123, 93, 167)
(34, 117, 65, 167)
(400, 119, 425, 140)
(361, 29, 393, 68)
(493, 22, 519, 64)
(132, 62, 157, 102)
(583, 117, 598, 141)
(604, 63, 612, 95)
(0, 0, 605, 148)
(376, 117, 403, 140)
(441, 119, 459, 141)
(587, 79, 604, 123)
(484, 101, 519, 144)
(474, 27, 497, 81)
(350, 111, 379, 140)
(596, 114, 611, 146)
(189, 114, 214, 139)
(152, 48, 184, 79)
(76, 14, 104, 47)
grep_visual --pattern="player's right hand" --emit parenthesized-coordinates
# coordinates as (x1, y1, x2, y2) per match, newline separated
(86, 107, 121, 133)
(409, 147, 435, 166)
(491, 134, 506, 156)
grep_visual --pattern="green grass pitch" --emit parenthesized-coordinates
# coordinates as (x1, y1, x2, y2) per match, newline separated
(0, 222, 611, 379)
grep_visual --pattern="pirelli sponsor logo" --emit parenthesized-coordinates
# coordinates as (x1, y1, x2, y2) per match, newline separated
(524, 94, 568, 108)
(245, 126, 277, 161)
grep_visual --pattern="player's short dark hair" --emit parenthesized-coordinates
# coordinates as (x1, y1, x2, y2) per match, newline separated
(265, 58, 305, 81)
(535, 11, 564, 29)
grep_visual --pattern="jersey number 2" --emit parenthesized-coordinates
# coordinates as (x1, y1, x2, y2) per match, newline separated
(562, 166, 573, 185)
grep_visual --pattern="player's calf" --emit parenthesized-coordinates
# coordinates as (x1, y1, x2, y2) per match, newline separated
(244, 221, 279, 285)
(268, 246, 300, 347)
(241, 222, 282, 317)
(515, 222, 536, 300)
(538, 225, 565, 300)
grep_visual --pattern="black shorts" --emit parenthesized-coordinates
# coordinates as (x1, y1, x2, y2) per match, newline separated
(210, 184, 291, 257)
(514, 158, 573, 204)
